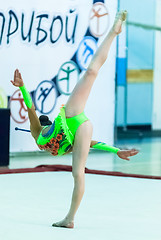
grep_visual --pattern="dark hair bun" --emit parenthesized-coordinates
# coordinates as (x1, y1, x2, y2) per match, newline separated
(39, 115, 52, 126)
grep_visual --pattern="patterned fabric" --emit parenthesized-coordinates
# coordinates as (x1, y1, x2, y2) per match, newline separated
(37, 107, 74, 156)
(37, 106, 89, 156)
(38, 130, 72, 156)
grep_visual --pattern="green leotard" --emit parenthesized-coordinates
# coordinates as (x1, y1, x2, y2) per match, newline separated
(19, 84, 120, 156)
(37, 107, 89, 156)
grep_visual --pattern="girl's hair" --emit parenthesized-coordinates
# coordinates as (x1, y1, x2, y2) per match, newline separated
(39, 115, 52, 126)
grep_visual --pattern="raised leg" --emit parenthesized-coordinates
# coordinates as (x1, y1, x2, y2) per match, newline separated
(52, 120, 93, 228)
(65, 11, 127, 117)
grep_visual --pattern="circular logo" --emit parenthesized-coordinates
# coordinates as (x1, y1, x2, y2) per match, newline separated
(34, 80, 57, 114)
(10, 89, 28, 124)
(56, 61, 79, 95)
(0, 88, 7, 108)
(89, 2, 110, 37)
(76, 36, 97, 70)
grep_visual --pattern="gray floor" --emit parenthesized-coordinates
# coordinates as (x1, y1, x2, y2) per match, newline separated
(0, 172, 160, 240)
(0, 137, 161, 239)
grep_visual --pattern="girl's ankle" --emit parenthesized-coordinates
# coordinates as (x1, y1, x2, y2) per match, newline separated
(65, 215, 74, 223)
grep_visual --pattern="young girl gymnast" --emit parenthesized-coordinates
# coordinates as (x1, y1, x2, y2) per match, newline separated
(11, 11, 138, 228)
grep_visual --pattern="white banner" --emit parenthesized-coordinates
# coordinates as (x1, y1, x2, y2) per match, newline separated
(0, 0, 117, 152)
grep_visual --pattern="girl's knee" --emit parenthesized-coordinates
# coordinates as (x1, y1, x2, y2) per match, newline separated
(72, 171, 85, 181)
(86, 68, 98, 79)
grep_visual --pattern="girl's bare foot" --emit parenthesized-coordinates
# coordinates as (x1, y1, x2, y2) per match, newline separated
(52, 218, 74, 229)
(112, 10, 127, 35)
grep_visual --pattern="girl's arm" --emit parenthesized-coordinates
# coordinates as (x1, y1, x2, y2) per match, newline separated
(90, 140, 139, 161)
(11, 69, 42, 140)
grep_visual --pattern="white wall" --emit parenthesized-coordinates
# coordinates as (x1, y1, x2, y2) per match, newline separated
(152, 0, 161, 130)
(0, 0, 117, 152)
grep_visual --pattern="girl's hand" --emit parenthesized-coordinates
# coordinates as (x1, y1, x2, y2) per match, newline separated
(117, 149, 139, 161)
(10, 69, 24, 87)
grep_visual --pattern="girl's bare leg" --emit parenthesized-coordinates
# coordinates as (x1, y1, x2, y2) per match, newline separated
(51, 11, 127, 228)
(65, 11, 127, 117)
(52, 120, 93, 228)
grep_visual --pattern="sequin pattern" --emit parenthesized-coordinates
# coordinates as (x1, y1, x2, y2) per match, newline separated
(38, 129, 72, 156)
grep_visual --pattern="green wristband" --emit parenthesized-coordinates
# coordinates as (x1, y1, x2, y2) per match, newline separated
(92, 142, 120, 154)
(19, 85, 32, 109)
